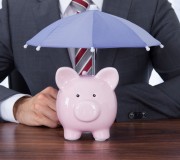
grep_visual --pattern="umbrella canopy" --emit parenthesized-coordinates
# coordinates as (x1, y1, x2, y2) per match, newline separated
(25, 8, 163, 51)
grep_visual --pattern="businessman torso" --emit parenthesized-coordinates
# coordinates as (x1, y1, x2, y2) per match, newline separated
(1, 0, 180, 121)
(4, 0, 157, 94)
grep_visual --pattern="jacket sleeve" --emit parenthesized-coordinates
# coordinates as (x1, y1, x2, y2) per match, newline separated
(151, 0, 180, 105)
(116, 0, 180, 121)
(0, 0, 19, 102)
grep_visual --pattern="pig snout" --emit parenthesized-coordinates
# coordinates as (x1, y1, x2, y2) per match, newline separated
(74, 101, 100, 122)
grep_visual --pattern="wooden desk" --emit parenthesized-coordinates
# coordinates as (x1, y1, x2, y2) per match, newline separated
(1, 120, 180, 160)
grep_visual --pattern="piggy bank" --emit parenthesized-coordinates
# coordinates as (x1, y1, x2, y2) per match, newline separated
(55, 67, 119, 141)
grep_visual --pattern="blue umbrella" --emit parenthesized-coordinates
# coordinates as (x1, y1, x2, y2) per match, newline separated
(25, 6, 163, 74)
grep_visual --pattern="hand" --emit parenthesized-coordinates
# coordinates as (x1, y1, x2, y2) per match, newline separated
(13, 87, 59, 128)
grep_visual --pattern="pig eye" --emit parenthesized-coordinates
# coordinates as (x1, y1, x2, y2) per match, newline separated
(76, 94, 80, 98)
(93, 94, 96, 97)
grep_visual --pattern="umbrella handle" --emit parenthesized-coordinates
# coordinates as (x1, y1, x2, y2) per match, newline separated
(91, 47, 96, 75)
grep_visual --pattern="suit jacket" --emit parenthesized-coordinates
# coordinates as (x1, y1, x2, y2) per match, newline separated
(1, 0, 180, 122)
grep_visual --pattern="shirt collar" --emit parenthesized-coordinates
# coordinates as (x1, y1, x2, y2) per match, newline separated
(59, 0, 103, 14)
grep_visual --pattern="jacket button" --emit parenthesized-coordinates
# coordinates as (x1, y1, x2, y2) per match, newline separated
(129, 112, 135, 119)
(142, 112, 147, 119)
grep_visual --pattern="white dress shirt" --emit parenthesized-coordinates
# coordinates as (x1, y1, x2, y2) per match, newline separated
(168, 0, 180, 21)
(0, 0, 103, 122)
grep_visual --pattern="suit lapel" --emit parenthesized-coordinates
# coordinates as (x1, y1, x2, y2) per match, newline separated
(96, 0, 133, 72)
(102, 0, 132, 18)
(33, 0, 60, 31)
(32, 0, 72, 68)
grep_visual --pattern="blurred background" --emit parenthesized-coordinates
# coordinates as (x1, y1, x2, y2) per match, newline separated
(0, 0, 179, 88)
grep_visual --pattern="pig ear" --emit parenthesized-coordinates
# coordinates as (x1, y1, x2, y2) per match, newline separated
(95, 67, 119, 90)
(55, 67, 79, 89)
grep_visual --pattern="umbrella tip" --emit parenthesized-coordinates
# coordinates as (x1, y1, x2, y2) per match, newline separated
(23, 44, 28, 49)
(160, 44, 164, 48)
(145, 46, 150, 51)
(90, 47, 95, 52)
(36, 46, 41, 51)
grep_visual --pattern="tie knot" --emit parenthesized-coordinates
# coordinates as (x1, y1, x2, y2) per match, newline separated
(71, 0, 92, 13)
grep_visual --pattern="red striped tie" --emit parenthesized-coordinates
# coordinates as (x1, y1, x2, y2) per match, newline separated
(71, 0, 93, 75)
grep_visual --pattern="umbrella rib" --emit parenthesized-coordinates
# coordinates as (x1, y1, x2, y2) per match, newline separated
(36, 21, 61, 47)
(114, 16, 160, 47)
(115, 17, 148, 47)
(38, 16, 80, 47)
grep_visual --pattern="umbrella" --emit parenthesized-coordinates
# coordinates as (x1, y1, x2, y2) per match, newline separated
(25, 5, 164, 74)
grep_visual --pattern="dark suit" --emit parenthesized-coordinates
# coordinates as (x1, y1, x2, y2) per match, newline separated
(1, 0, 180, 121)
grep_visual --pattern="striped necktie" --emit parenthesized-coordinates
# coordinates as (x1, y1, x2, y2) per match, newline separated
(71, 0, 93, 75)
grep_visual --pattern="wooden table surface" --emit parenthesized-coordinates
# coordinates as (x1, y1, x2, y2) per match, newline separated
(1, 120, 180, 160)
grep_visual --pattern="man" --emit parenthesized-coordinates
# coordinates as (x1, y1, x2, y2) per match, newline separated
(0, 0, 180, 128)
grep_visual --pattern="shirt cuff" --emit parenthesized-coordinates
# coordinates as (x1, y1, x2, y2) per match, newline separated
(0, 94, 29, 123)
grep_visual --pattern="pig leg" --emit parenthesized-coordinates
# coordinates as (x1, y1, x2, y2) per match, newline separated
(64, 129, 82, 141)
(92, 129, 110, 141)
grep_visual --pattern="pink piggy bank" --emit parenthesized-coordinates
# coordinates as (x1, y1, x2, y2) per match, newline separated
(55, 67, 119, 141)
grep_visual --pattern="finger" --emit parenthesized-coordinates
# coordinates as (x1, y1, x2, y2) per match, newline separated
(42, 94, 57, 112)
(42, 87, 58, 99)
(35, 113, 58, 128)
(36, 93, 57, 112)
(35, 104, 59, 123)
